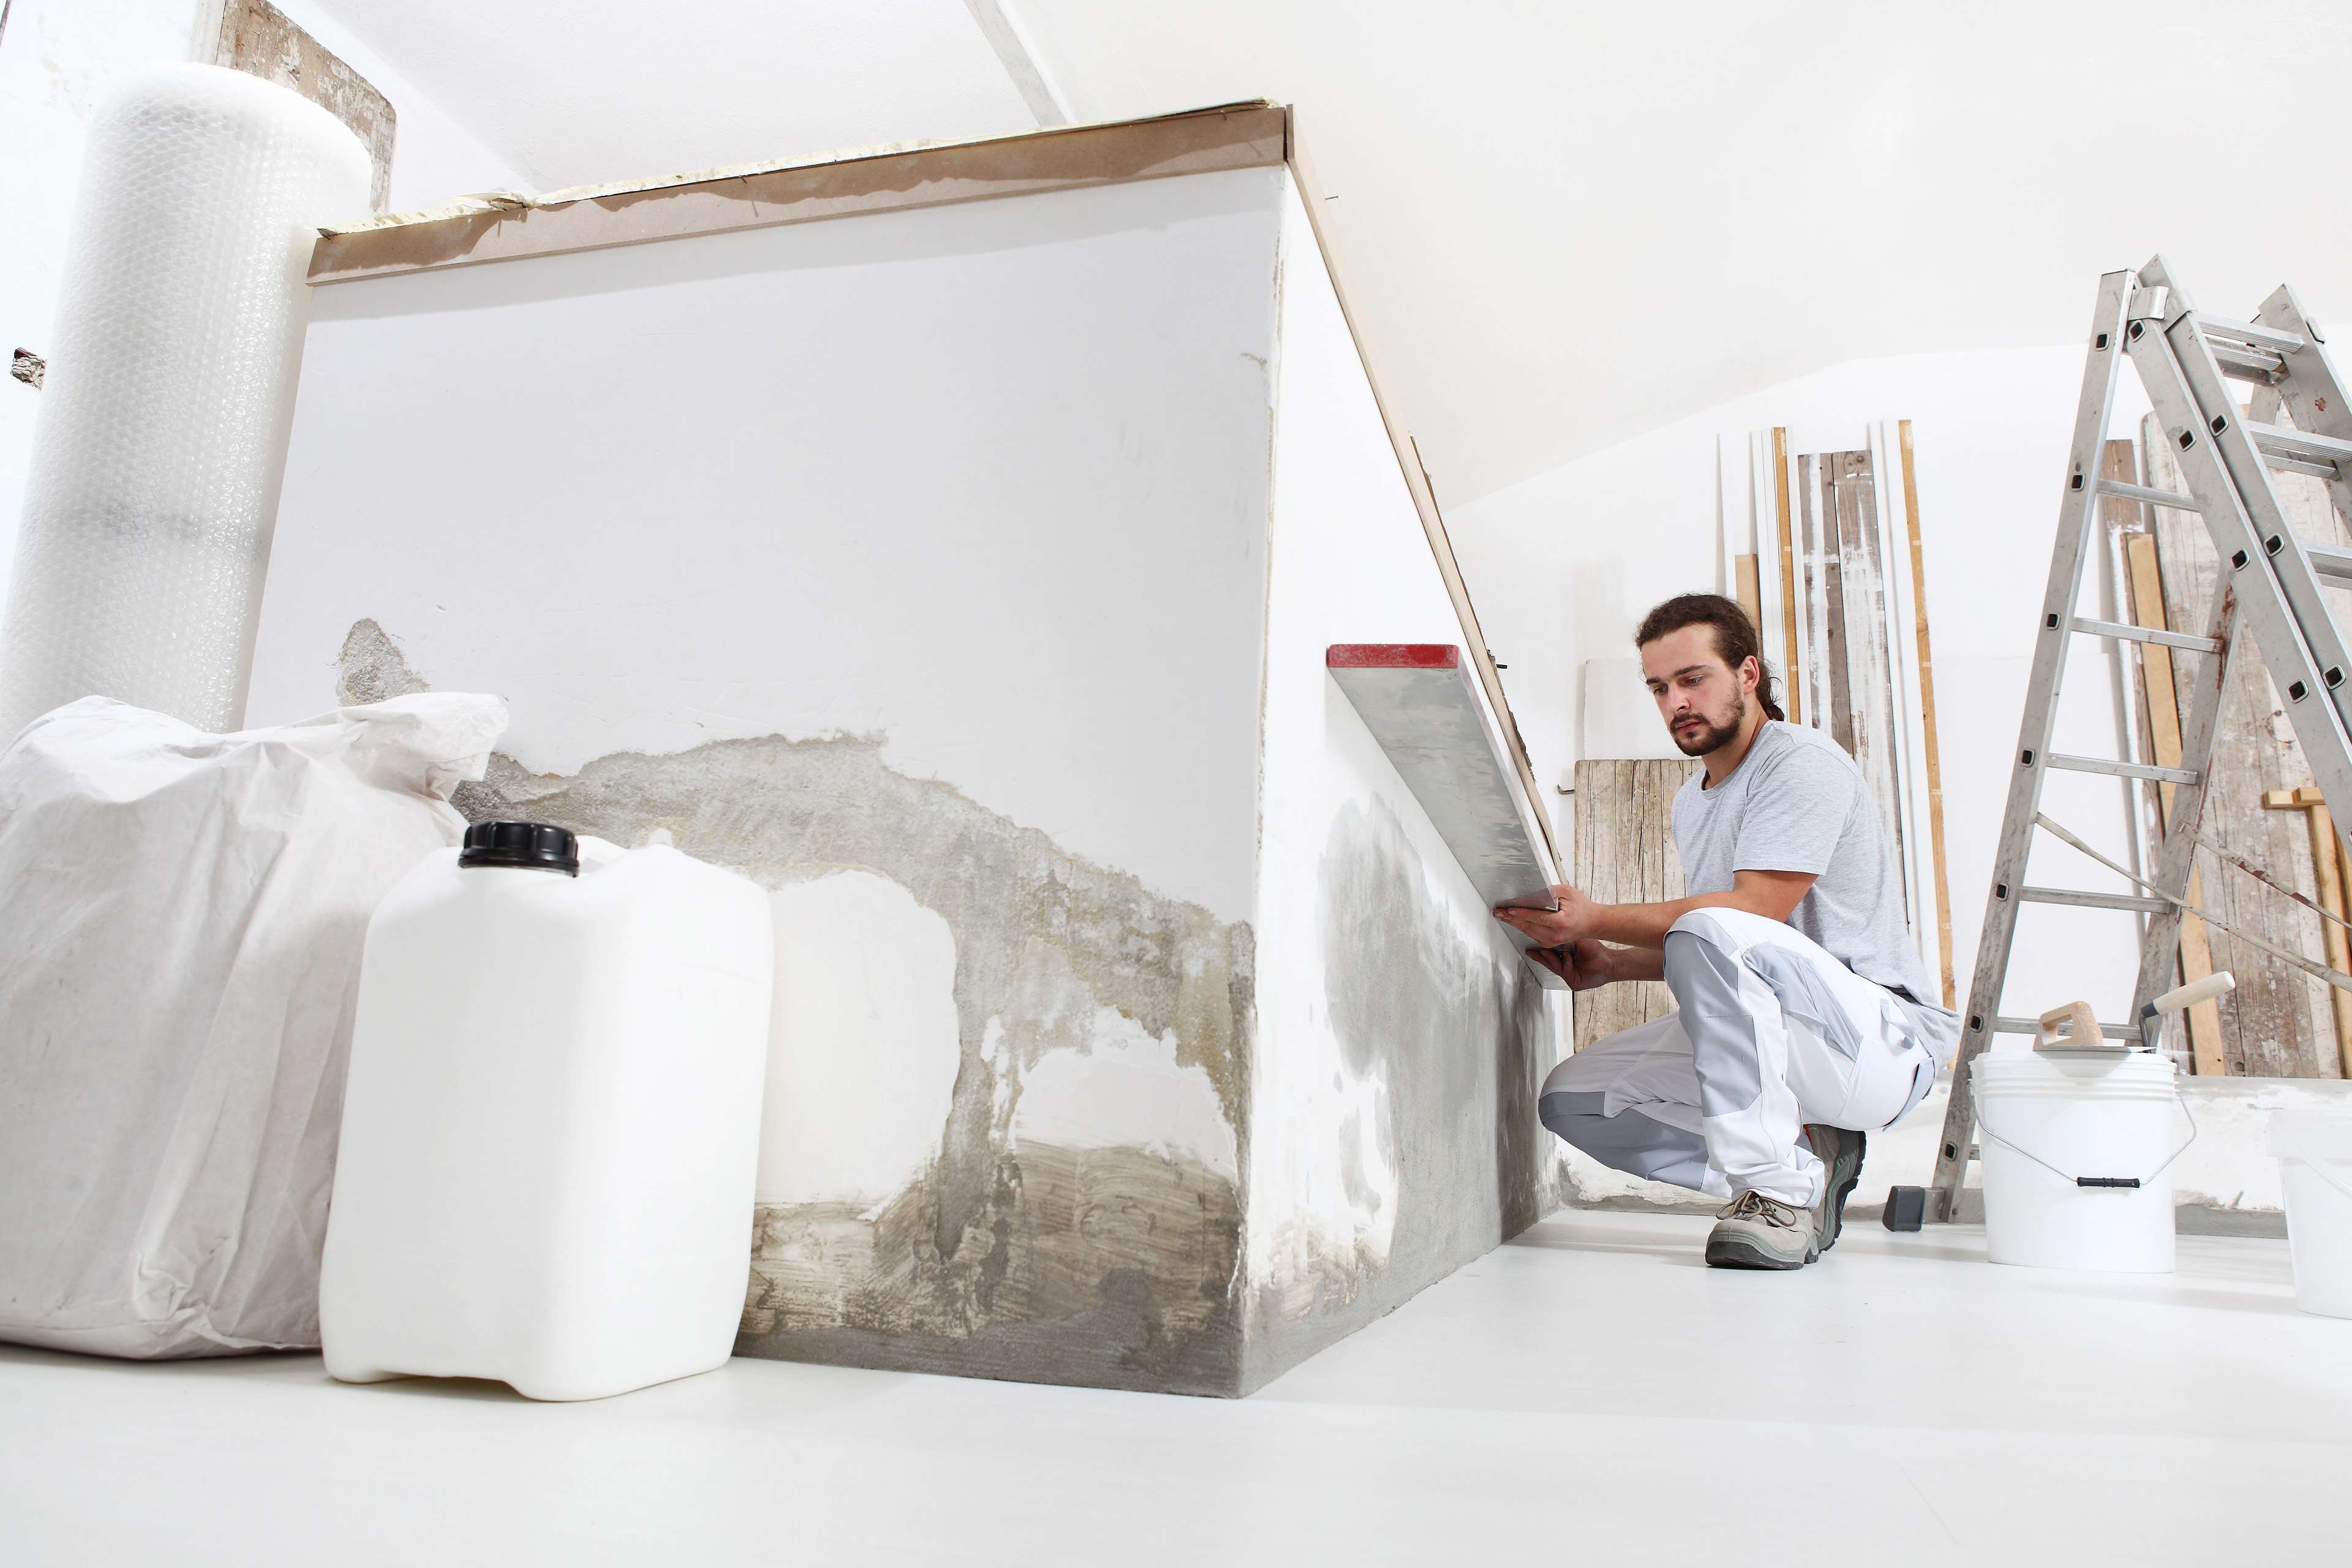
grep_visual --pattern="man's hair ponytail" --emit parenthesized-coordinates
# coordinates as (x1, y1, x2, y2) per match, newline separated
(1633, 592, 1785, 722)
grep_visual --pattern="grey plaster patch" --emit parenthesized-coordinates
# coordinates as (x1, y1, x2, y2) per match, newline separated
(739, 1142, 1240, 1392)
(1245, 796, 1550, 1387)
(341, 624, 1252, 1395)
(333, 619, 431, 707)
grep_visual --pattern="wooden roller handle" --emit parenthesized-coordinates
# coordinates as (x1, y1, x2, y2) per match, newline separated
(2035, 1000, 2102, 1049)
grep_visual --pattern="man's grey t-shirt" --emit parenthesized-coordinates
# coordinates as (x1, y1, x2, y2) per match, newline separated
(1672, 721, 1951, 1025)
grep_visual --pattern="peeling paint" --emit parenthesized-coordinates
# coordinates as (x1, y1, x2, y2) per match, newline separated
(342, 626, 1253, 1393)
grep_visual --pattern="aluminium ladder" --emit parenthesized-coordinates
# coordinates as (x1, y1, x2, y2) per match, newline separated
(1931, 256, 2352, 1221)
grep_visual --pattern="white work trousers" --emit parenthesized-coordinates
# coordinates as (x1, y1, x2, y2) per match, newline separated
(1540, 908, 1945, 1207)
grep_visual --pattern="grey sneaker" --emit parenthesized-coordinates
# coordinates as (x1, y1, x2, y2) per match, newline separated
(1705, 1189, 1819, 1270)
(1807, 1124, 1867, 1253)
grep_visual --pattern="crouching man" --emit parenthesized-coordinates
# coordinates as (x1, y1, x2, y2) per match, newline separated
(1498, 594, 1958, 1269)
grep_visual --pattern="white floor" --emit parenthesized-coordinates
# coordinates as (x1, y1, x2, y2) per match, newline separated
(5, 1211, 2343, 1566)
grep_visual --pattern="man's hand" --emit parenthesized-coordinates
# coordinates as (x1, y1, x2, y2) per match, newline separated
(1527, 937, 1619, 992)
(1493, 884, 1600, 948)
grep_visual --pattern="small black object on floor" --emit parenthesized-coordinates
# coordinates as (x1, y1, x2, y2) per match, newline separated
(1883, 1185, 1926, 1231)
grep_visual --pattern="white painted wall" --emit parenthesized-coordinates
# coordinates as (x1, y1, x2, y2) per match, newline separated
(252, 167, 1283, 927)
(758, 871, 960, 1207)
(1447, 339, 2191, 1027)
(0, 0, 527, 643)
(1250, 176, 1567, 1348)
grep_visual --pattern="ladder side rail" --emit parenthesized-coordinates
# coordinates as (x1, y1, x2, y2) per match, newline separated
(2129, 579, 2241, 1022)
(2253, 288, 2352, 879)
(2164, 314, 2352, 835)
(2252, 285, 2352, 538)
(1927, 270, 2136, 1221)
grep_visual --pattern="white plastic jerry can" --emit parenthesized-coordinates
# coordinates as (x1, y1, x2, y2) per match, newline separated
(320, 821, 774, 1401)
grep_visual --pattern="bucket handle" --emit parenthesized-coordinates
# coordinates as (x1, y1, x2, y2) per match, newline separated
(1972, 1093, 2198, 1189)
(2278, 1142, 2352, 1205)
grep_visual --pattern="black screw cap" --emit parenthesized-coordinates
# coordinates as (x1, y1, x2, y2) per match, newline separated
(459, 820, 580, 876)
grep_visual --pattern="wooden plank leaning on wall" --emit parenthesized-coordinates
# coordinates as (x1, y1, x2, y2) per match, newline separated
(1774, 428, 1801, 726)
(1572, 758, 1702, 1050)
(1895, 422, 1955, 1005)
(2261, 788, 2352, 1076)
(202, 0, 396, 212)
(2140, 416, 2342, 1076)
(2122, 514, 2226, 1071)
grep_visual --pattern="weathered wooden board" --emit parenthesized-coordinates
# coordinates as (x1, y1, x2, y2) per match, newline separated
(1872, 421, 1942, 998)
(2143, 413, 2341, 1077)
(1772, 429, 1803, 726)
(1572, 758, 1702, 1049)
(1827, 449, 1907, 899)
(1735, 554, 1762, 636)
(2262, 788, 2352, 1074)
(2109, 440, 2223, 1070)
(210, 0, 396, 213)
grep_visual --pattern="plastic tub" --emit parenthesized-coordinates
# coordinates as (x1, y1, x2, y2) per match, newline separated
(1970, 1050, 2188, 1273)
(318, 824, 774, 1401)
(2270, 1110, 2352, 1319)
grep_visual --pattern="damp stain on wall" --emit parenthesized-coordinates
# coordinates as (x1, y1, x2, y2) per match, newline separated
(339, 623, 1253, 1395)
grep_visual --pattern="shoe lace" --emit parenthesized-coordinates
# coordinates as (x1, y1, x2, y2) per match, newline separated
(1716, 1190, 1800, 1228)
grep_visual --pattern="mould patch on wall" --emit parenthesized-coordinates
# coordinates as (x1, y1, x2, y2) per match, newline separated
(343, 625, 1252, 1395)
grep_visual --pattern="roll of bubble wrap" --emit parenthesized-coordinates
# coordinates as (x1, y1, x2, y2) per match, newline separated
(0, 65, 370, 737)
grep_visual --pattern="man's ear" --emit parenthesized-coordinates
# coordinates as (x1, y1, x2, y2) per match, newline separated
(1741, 655, 1760, 694)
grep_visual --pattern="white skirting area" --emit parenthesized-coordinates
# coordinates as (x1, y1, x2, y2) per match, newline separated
(4, 1210, 2340, 1564)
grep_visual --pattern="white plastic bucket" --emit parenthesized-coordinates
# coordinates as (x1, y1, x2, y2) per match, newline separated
(2269, 1110, 2352, 1319)
(1970, 1050, 2188, 1273)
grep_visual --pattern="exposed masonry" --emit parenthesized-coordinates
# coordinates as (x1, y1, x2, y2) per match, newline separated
(339, 621, 1253, 1394)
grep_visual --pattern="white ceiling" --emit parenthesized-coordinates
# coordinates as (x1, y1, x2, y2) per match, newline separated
(309, 0, 1037, 192)
(314, 0, 2352, 506)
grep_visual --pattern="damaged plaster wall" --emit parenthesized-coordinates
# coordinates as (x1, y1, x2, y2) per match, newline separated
(337, 625, 1252, 1392)
(256, 170, 1294, 1393)
(1242, 178, 1567, 1391)
(257, 159, 1564, 1396)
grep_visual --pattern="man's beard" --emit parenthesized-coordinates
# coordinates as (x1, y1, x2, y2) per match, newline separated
(1670, 705, 1744, 757)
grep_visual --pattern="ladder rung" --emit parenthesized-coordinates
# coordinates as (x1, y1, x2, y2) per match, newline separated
(2067, 616, 2222, 654)
(2266, 452, 2342, 480)
(2248, 423, 2352, 471)
(1990, 1014, 2142, 1038)
(2094, 477, 2197, 510)
(2045, 752, 2199, 785)
(2192, 312, 2307, 353)
(2307, 541, 2352, 584)
(2018, 886, 2171, 914)
(2212, 343, 2286, 382)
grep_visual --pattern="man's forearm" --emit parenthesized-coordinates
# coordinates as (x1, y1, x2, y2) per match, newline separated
(1496, 869, 1814, 954)
(1583, 889, 1787, 949)
(1601, 944, 1665, 982)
